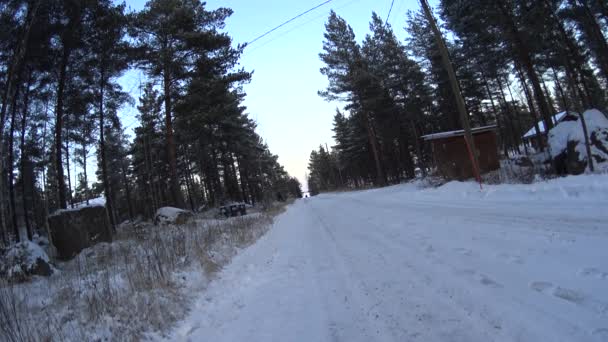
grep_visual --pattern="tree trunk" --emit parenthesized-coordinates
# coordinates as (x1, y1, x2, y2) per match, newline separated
(554, 66, 596, 173)
(0, 1, 40, 242)
(40, 117, 52, 247)
(65, 137, 73, 208)
(545, 0, 596, 107)
(505, 78, 529, 155)
(571, 0, 608, 83)
(55, 45, 70, 210)
(182, 147, 196, 210)
(551, 67, 570, 112)
(496, 77, 521, 154)
(0, 1, 39, 136)
(120, 160, 134, 221)
(99, 72, 116, 233)
(8, 84, 20, 242)
(363, 110, 385, 186)
(541, 78, 556, 114)
(162, 63, 183, 208)
(142, 134, 157, 217)
(420, 0, 481, 183)
(83, 144, 89, 205)
(578, 111, 595, 172)
(496, 0, 554, 133)
(20, 73, 32, 240)
(236, 155, 250, 204)
(412, 114, 426, 176)
(515, 62, 545, 152)
(481, 76, 509, 154)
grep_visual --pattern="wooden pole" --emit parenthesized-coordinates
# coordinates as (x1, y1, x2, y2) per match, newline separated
(419, 0, 482, 187)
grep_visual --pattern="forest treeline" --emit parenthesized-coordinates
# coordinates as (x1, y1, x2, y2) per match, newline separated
(0, 0, 302, 245)
(308, 0, 608, 195)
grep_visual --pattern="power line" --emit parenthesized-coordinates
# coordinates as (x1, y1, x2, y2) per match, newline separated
(247, 9, 331, 54)
(246, 0, 334, 46)
(385, 0, 395, 23)
(245, 0, 363, 55)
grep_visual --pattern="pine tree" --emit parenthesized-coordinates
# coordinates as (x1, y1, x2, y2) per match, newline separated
(319, 11, 386, 186)
(132, 0, 234, 208)
(86, 0, 129, 231)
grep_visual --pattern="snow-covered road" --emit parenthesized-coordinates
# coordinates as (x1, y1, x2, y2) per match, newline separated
(168, 177, 608, 342)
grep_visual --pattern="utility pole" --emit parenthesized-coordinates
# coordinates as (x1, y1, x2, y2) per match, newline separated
(419, 0, 482, 187)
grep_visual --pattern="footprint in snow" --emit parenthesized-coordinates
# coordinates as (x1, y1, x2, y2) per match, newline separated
(497, 252, 524, 265)
(454, 248, 473, 256)
(530, 281, 553, 292)
(579, 267, 608, 279)
(478, 274, 503, 288)
(553, 287, 585, 304)
(454, 269, 503, 288)
(592, 328, 608, 339)
(530, 281, 585, 304)
(454, 269, 476, 276)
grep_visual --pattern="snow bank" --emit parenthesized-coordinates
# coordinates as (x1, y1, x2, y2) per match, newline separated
(327, 173, 608, 204)
(3, 209, 276, 341)
(548, 109, 608, 173)
(154, 207, 193, 225)
(0, 241, 53, 280)
(421, 174, 608, 202)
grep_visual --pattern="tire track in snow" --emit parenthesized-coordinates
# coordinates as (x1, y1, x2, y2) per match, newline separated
(311, 195, 607, 341)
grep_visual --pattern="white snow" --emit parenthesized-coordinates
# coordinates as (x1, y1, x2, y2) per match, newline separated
(166, 174, 608, 342)
(1, 241, 52, 278)
(49, 196, 106, 216)
(155, 206, 190, 224)
(523, 111, 569, 138)
(1, 213, 274, 341)
(5, 241, 50, 264)
(548, 109, 608, 168)
(75, 196, 106, 208)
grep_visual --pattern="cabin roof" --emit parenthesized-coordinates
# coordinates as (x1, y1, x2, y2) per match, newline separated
(522, 111, 574, 139)
(421, 125, 497, 141)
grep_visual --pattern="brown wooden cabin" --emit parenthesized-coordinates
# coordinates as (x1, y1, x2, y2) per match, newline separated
(422, 125, 500, 180)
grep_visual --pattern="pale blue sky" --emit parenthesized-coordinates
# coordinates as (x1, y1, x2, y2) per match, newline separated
(117, 0, 433, 187)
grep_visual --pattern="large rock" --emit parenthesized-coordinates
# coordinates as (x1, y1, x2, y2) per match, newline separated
(154, 207, 193, 225)
(548, 109, 608, 175)
(0, 241, 53, 281)
(48, 205, 112, 260)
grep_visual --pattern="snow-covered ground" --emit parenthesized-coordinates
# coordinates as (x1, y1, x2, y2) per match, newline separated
(166, 175, 608, 342)
(0, 212, 277, 341)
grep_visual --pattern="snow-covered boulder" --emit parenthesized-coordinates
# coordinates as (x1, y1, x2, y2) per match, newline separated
(0, 241, 53, 281)
(548, 109, 608, 175)
(48, 205, 112, 260)
(154, 207, 193, 225)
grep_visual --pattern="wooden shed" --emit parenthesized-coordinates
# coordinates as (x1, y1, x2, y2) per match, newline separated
(422, 125, 500, 180)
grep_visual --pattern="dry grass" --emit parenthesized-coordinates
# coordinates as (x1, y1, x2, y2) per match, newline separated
(0, 203, 287, 341)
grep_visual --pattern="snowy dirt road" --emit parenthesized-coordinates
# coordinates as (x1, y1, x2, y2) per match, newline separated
(167, 178, 608, 342)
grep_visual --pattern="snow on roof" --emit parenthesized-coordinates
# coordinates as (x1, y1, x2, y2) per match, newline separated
(421, 125, 497, 141)
(522, 111, 571, 139)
